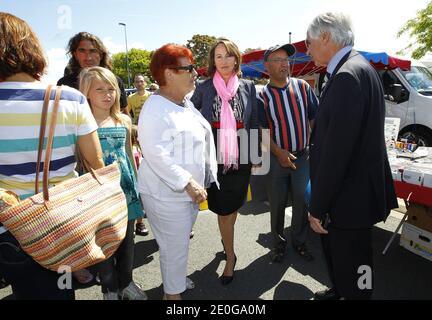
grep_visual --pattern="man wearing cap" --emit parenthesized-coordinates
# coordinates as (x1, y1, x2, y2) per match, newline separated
(258, 43, 319, 263)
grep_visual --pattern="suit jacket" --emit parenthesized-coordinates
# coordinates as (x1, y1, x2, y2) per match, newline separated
(190, 78, 260, 163)
(309, 50, 398, 229)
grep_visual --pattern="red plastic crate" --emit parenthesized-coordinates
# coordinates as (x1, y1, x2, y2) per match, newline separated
(394, 181, 432, 207)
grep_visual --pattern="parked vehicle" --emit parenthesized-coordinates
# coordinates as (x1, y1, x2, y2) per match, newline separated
(379, 62, 432, 146)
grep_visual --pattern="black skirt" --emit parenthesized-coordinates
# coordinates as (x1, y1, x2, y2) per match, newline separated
(207, 163, 251, 215)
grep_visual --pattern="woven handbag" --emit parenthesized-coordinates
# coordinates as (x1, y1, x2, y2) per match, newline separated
(0, 85, 128, 272)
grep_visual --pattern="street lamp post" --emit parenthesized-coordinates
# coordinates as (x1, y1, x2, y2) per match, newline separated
(118, 22, 131, 88)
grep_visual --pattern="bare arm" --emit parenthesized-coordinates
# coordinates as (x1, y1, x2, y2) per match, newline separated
(122, 114, 138, 177)
(77, 131, 104, 170)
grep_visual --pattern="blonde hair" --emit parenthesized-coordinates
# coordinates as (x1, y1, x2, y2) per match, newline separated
(79, 66, 123, 124)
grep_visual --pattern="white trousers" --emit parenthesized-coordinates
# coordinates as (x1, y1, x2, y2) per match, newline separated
(141, 194, 198, 294)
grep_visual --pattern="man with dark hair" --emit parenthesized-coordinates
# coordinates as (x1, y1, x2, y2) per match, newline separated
(258, 44, 319, 263)
(57, 32, 129, 115)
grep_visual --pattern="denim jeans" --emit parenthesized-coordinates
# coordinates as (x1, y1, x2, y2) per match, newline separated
(0, 231, 75, 300)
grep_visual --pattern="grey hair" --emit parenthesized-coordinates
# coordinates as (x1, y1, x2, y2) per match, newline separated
(307, 12, 355, 47)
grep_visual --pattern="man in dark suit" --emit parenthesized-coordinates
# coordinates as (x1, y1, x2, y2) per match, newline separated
(306, 12, 398, 300)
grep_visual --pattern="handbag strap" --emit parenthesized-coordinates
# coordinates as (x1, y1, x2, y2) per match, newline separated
(41, 87, 62, 202)
(35, 85, 53, 195)
(75, 145, 104, 185)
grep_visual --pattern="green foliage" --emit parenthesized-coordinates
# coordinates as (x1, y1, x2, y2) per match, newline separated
(397, 1, 432, 59)
(243, 48, 262, 54)
(186, 34, 217, 68)
(112, 48, 152, 87)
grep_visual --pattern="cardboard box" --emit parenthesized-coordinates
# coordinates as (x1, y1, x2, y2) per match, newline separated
(402, 169, 424, 186)
(400, 222, 432, 262)
(392, 169, 403, 182)
(407, 203, 432, 232)
(423, 172, 432, 188)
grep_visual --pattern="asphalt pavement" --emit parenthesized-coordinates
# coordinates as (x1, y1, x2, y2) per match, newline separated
(1, 199, 431, 300)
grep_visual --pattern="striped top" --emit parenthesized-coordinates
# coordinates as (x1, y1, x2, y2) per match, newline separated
(0, 82, 98, 233)
(257, 78, 319, 153)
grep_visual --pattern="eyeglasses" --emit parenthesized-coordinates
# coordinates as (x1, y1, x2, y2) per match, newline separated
(170, 64, 196, 73)
(267, 57, 290, 64)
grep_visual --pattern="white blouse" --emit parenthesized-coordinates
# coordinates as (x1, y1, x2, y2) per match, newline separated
(137, 94, 218, 202)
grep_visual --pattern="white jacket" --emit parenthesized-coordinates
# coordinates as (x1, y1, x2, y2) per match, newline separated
(137, 95, 218, 202)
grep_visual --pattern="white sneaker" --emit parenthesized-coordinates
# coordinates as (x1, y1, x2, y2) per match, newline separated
(186, 277, 195, 290)
(119, 282, 148, 300)
(103, 291, 119, 300)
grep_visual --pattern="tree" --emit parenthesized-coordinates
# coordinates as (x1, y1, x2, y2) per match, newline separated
(397, 1, 432, 59)
(112, 48, 152, 87)
(243, 48, 262, 54)
(186, 34, 217, 68)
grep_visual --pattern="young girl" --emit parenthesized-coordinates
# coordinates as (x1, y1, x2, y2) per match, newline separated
(79, 66, 147, 300)
(131, 125, 149, 237)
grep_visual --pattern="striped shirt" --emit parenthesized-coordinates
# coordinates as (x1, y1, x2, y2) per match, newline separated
(0, 82, 97, 234)
(257, 78, 318, 153)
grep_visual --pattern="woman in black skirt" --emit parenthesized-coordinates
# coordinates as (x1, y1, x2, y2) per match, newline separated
(191, 38, 259, 285)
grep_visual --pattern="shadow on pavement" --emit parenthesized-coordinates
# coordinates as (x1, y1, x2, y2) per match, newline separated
(133, 238, 158, 269)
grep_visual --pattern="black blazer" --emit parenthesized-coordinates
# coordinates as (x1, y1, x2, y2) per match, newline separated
(309, 50, 398, 228)
(190, 78, 260, 163)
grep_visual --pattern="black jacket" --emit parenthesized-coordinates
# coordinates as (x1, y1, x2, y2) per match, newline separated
(309, 50, 398, 228)
(57, 72, 128, 109)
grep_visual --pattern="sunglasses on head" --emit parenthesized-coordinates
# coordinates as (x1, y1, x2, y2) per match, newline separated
(170, 64, 195, 73)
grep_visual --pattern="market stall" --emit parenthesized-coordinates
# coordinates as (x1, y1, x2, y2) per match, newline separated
(384, 118, 432, 260)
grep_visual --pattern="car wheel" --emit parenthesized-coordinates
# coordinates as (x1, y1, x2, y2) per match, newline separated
(400, 128, 432, 147)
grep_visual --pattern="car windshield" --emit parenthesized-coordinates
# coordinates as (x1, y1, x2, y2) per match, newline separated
(400, 66, 432, 95)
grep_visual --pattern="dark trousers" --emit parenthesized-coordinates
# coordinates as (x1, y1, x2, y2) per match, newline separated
(321, 225, 374, 300)
(267, 152, 310, 249)
(94, 220, 135, 293)
(0, 231, 75, 300)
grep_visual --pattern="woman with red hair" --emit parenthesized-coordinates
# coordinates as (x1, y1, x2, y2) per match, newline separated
(137, 44, 218, 300)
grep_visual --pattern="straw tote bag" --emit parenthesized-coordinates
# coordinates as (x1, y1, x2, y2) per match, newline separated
(0, 85, 128, 272)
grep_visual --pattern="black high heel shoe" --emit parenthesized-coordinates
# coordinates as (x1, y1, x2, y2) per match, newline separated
(220, 256, 237, 286)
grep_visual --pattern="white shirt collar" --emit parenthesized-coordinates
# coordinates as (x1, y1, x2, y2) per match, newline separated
(327, 46, 353, 76)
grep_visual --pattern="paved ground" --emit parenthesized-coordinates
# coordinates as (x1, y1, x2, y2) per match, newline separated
(1, 199, 431, 300)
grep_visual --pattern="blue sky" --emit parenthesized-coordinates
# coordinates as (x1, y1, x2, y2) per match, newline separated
(2, 0, 430, 84)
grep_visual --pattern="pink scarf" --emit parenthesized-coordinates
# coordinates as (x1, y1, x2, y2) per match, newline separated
(213, 71, 240, 173)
